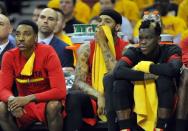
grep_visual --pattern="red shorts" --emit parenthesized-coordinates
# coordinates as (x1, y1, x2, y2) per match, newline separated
(16, 102, 46, 128)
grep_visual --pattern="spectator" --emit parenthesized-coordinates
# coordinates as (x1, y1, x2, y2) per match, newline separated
(53, 8, 77, 66)
(0, 3, 16, 43)
(74, 0, 91, 23)
(132, 0, 154, 11)
(32, 4, 47, 23)
(91, 0, 140, 27)
(37, 8, 74, 68)
(0, 14, 15, 68)
(144, 0, 179, 16)
(49, 0, 91, 24)
(60, 0, 82, 33)
(134, 0, 187, 44)
(99, 0, 133, 41)
(53, 8, 72, 46)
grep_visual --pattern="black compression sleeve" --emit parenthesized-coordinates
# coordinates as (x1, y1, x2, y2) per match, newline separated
(113, 60, 145, 81)
(150, 59, 182, 77)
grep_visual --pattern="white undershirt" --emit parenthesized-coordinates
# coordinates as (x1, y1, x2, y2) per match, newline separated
(0, 40, 9, 55)
(38, 34, 54, 45)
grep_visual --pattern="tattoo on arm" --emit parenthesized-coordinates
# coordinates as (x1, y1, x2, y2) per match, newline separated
(77, 81, 100, 98)
(74, 44, 100, 98)
(99, 41, 117, 71)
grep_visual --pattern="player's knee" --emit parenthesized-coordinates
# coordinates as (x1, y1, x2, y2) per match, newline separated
(113, 80, 131, 93)
(46, 101, 62, 116)
(0, 102, 8, 120)
(103, 73, 114, 91)
(156, 75, 174, 93)
(66, 93, 81, 110)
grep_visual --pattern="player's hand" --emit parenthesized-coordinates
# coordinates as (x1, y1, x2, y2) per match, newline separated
(8, 96, 34, 111)
(95, 26, 108, 46)
(144, 73, 158, 80)
(97, 94, 105, 116)
(11, 107, 26, 118)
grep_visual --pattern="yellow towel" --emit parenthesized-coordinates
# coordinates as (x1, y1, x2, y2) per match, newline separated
(133, 61, 158, 131)
(92, 25, 115, 121)
(21, 52, 35, 76)
(16, 77, 44, 84)
(17, 52, 44, 84)
(134, 61, 154, 73)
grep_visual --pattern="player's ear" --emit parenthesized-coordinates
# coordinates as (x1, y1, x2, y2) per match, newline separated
(115, 24, 121, 32)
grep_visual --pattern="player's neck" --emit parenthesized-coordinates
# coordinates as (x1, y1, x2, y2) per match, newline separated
(22, 47, 35, 59)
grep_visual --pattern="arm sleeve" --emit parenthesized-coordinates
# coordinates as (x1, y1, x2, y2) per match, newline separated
(150, 57, 182, 77)
(150, 46, 182, 77)
(113, 60, 145, 81)
(35, 47, 66, 102)
(113, 47, 145, 81)
(0, 52, 14, 102)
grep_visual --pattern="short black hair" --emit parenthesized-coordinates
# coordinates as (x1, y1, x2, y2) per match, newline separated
(139, 20, 162, 36)
(89, 16, 100, 23)
(99, 9, 122, 25)
(36, 4, 47, 9)
(17, 20, 38, 34)
(111, 0, 116, 4)
(52, 8, 65, 17)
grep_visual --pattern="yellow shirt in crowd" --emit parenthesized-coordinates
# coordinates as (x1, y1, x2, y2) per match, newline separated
(90, 2, 100, 19)
(91, 0, 140, 25)
(134, 16, 187, 38)
(48, 0, 91, 23)
(131, 0, 154, 11)
(162, 15, 187, 36)
(48, 0, 61, 8)
(178, 0, 188, 27)
(56, 33, 73, 46)
(133, 19, 142, 39)
(74, 0, 91, 23)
